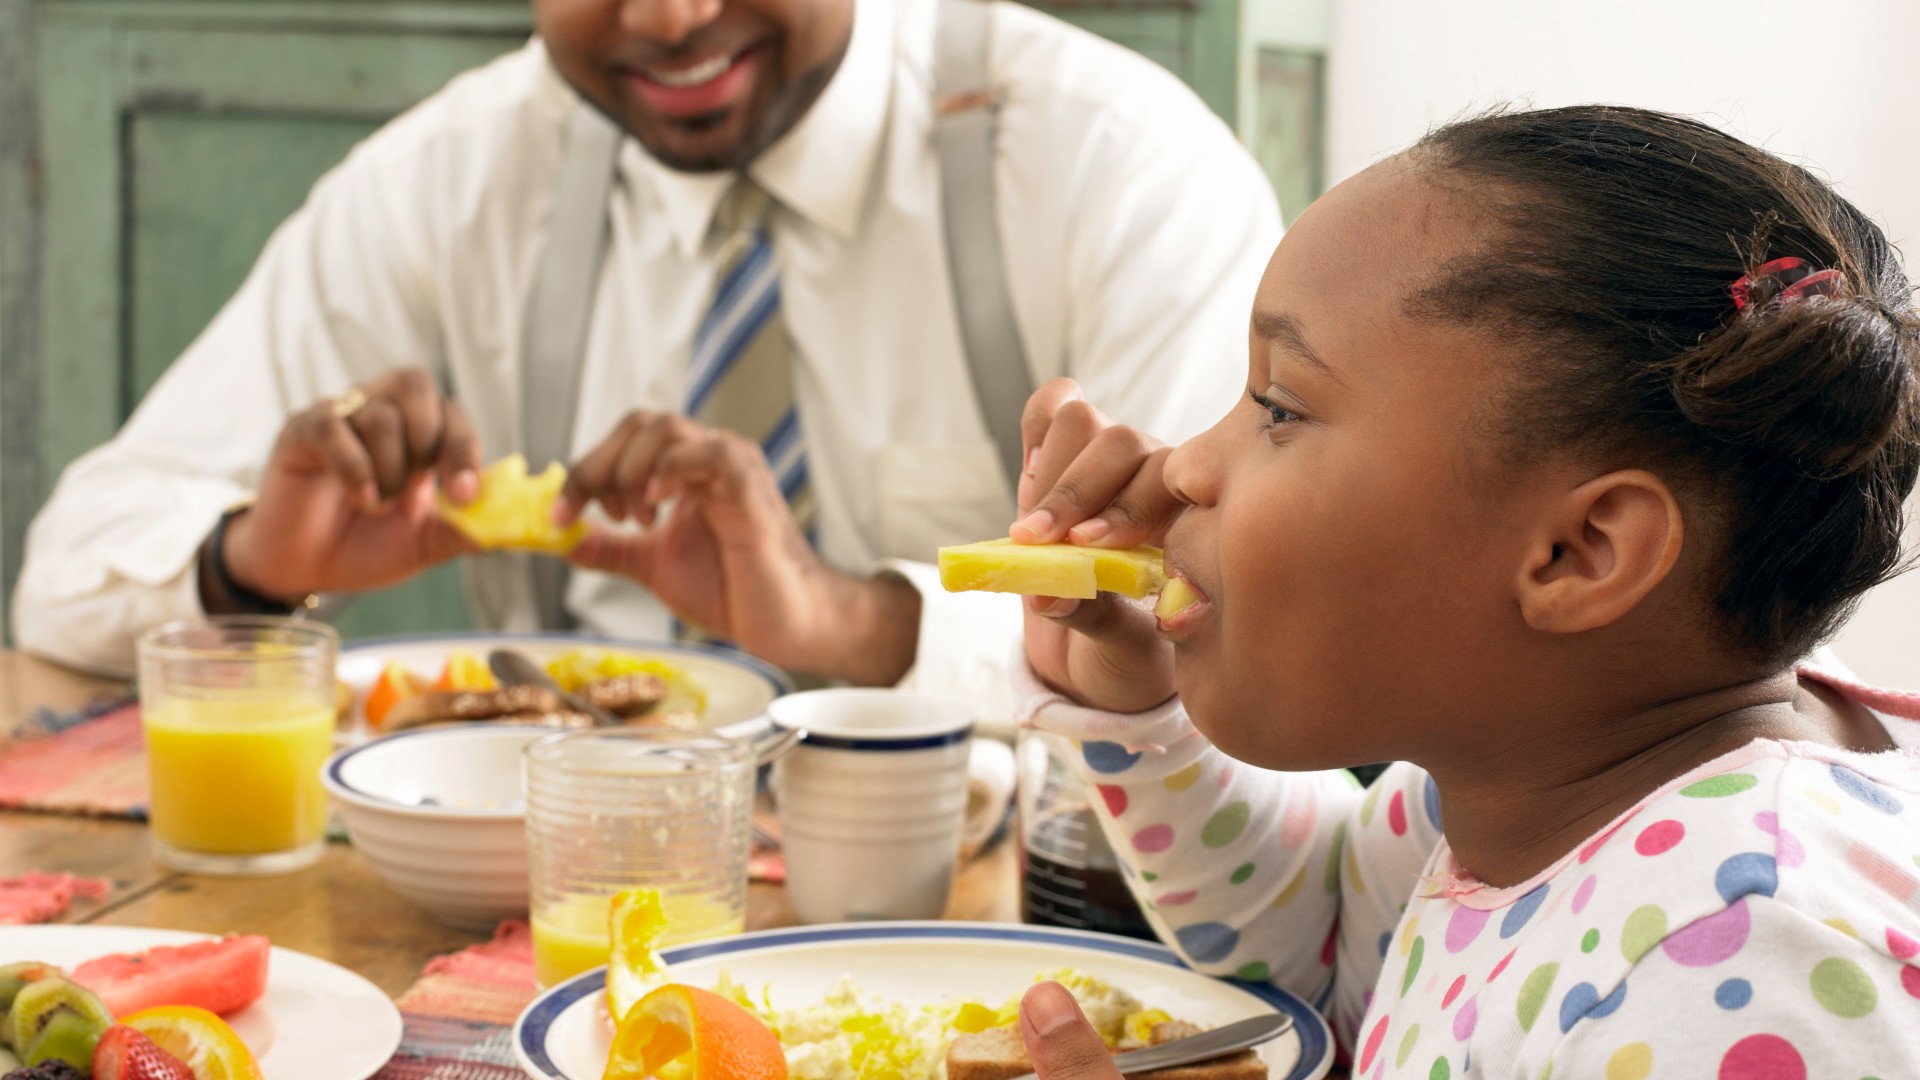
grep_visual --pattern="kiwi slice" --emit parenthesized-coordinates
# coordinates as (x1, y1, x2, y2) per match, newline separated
(8, 980, 110, 1070)
(0, 964, 64, 1051)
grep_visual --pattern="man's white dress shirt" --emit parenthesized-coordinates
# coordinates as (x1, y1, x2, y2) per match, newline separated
(13, 0, 1280, 719)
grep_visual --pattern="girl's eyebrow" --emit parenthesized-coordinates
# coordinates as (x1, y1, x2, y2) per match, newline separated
(1253, 309, 1345, 386)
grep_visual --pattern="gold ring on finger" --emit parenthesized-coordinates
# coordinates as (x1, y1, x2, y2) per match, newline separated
(329, 387, 370, 419)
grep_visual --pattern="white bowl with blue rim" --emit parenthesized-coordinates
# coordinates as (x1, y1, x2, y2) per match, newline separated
(767, 689, 975, 923)
(321, 723, 550, 930)
(512, 922, 1334, 1080)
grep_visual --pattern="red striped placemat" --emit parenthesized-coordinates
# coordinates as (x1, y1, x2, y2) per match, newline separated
(373, 920, 541, 1080)
(0, 698, 148, 818)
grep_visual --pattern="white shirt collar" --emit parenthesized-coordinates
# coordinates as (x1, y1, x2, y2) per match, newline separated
(624, 0, 894, 256)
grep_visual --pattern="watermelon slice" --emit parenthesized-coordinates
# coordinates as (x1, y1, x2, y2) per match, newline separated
(69, 936, 269, 1019)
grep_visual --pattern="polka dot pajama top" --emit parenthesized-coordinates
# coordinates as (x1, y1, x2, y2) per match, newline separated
(1013, 661, 1920, 1079)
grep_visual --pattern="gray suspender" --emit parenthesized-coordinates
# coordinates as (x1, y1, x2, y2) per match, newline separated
(931, 0, 1036, 487)
(509, 0, 1029, 628)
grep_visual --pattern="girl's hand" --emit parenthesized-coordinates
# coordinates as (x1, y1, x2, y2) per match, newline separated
(1015, 379, 1181, 713)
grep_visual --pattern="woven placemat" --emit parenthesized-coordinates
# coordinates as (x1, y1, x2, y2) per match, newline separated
(373, 920, 541, 1080)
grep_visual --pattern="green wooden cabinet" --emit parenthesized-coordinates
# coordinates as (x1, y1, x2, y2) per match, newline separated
(0, 0, 1237, 644)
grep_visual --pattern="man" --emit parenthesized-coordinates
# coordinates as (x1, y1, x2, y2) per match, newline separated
(12, 0, 1278, 707)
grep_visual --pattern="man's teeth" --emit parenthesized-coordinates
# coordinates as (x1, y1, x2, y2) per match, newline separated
(646, 53, 736, 88)
(1154, 579, 1203, 621)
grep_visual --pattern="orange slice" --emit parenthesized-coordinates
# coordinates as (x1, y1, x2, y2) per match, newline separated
(123, 1006, 263, 1080)
(364, 661, 427, 728)
(432, 649, 497, 693)
(606, 984, 786, 1080)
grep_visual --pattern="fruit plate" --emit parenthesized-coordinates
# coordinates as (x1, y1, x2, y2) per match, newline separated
(336, 631, 793, 743)
(0, 925, 403, 1080)
(512, 922, 1333, 1080)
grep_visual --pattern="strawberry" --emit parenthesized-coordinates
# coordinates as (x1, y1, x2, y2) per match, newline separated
(89, 1026, 193, 1080)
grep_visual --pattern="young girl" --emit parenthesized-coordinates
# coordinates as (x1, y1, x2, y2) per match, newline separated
(1005, 106, 1920, 1079)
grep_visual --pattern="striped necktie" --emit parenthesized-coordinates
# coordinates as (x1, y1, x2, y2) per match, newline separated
(686, 180, 815, 535)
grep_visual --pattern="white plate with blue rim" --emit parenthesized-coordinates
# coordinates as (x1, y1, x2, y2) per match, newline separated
(336, 631, 792, 742)
(512, 922, 1332, 1080)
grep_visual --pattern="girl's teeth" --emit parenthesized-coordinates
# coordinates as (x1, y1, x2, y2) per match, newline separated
(1154, 579, 1203, 621)
(648, 54, 734, 88)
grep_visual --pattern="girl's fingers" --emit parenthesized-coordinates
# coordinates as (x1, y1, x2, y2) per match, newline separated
(1015, 418, 1163, 545)
(1017, 379, 1086, 513)
(1064, 446, 1180, 549)
(1012, 399, 1108, 541)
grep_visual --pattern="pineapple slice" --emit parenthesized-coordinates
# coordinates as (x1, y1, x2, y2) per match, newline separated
(437, 453, 589, 555)
(937, 538, 1166, 600)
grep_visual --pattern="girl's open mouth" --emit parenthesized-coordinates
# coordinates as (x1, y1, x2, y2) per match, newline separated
(1154, 573, 1210, 635)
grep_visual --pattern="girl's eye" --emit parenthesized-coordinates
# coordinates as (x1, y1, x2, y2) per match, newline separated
(1249, 390, 1301, 430)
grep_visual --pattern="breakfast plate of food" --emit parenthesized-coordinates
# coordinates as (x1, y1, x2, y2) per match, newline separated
(335, 632, 792, 741)
(0, 925, 402, 1080)
(513, 922, 1332, 1080)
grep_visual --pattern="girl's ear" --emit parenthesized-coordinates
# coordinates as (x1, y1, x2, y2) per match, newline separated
(1515, 470, 1685, 634)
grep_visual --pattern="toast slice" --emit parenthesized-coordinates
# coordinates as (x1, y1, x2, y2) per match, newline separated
(945, 1020, 1268, 1080)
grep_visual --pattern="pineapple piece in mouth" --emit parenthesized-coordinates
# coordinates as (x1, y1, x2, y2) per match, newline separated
(1153, 578, 1203, 620)
(936, 538, 1166, 600)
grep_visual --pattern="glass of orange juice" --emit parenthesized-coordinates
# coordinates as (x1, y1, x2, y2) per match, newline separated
(137, 616, 338, 875)
(524, 730, 754, 987)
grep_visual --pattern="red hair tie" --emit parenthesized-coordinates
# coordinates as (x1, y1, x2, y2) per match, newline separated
(1730, 256, 1845, 311)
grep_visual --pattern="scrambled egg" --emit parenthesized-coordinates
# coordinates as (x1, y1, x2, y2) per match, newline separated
(712, 968, 1169, 1080)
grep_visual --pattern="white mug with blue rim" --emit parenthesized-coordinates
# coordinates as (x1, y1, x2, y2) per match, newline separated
(767, 688, 975, 923)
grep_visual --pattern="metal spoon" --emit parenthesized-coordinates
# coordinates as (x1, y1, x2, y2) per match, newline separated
(486, 648, 622, 727)
(1003, 1013, 1294, 1080)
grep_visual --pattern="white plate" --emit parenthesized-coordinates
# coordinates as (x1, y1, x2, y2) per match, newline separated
(337, 631, 793, 742)
(0, 924, 402, 1080)
(513, 922, 1332, 1080)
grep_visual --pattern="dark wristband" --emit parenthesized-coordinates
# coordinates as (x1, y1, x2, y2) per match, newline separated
(203, 507, 312, 615)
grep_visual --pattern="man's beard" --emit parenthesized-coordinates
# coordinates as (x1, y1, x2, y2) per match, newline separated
(642, 42, 844, 173)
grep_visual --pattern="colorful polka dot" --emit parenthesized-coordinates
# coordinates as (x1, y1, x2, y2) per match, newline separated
(1163, 763, 1202, 792)
(1681, 773, 1758, 798)
(1717, 1034, 1805, 1080)
(1279, 791, 1317, 848)
(1377, 931, 1392, 958)
(1157, 890, 1197, 906)
(1662, 898, 1751, 967)
(1605, 1042, 1652, 1080)
(1272, 864, 1307, 908)
(1344, 830, 1366, 895)
(1400, 936, 1424, 996)
(1097, 784, 1127, 817)
(1824, 917, 1858, 939)
(1714, 852, 1778, 903)
(1201, 802, 1250, 848)
(1634, 819, 1685, 855)
(1445, 905, 1490, 953)
(1082, 741, 1142, 774)
(1359, 783, 1382, 826)
(1395, 1024, 1420, 1068)
(1621, 905, 1668, 963)
(1572, 875, 1597, 915)
(1501, 882, 1549, 938)
(1488, 948, 1515, 983)
(1235, 960, 1270, 982)
(1137, 869, 1152, 881)
(1441, 974, 1465, 1009)
(1174, 922, 1238, 963)
(1830, 763, 1904, 814)
(1132, 824, 1174, 853)
(1803, 788, 1840, 814)
(1886, 927, 1917, 961)
(1324, 822, 1346, 894)
(1901, 966, 1920, 1000)
(1559, 980, 1628, 1032)
(1388, 790, 1409, 836)
(1428, 1057, 1449, 1080)
(1516, 962, 1560, 1032)
(1714, 978, 1751, 1010)
(1358, 1017, 1389, 1073)
(1847, 841, 1918, 901)
(1451, 996, 1477, 1040)
(1809, 956, 1877, 1018)
(1581, 929, 1600, 953)
(1423, 775, 1443, 830)
(1230, 862, 1255, 885)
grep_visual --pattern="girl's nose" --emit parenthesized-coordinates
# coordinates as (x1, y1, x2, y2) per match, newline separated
(1162, 426, 1221, 508)
(620, 0, 724, 46)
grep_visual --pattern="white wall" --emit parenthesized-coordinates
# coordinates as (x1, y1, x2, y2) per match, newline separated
(1323, 0, 1920, 685)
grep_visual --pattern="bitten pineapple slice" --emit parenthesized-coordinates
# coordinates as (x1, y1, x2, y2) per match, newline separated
(437, 453, 589, 555)
(937, 538, 1166, 600)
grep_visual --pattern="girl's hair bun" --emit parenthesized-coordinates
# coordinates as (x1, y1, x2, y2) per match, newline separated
(1667, 272, 1917, 479)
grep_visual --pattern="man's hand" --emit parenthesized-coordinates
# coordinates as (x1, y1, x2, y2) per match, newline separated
(1019, 982, 1125, 1080)
(1015, 380, 1181, 713)
(556, 411, 920, 686)
(217, 369, 481, 604)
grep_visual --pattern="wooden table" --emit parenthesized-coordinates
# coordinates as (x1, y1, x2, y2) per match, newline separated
(0, 651, 1020, 997)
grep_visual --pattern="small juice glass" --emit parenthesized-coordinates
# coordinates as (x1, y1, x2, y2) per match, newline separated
(137, 616, 338, 874)
(524, 729, 754, 988)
